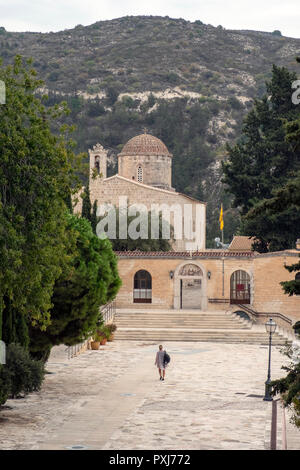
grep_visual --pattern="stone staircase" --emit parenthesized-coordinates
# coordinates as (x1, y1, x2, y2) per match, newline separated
(114, 309, 290, 345)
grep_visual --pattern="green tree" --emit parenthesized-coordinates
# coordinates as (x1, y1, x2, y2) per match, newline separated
(269, 245, 300, 428)
(222, 65, 299, 217)
(242, 170, 300, 252)
(271, 343, 300, 428)
(81, 181, 92, 222)
(0, 56, 81, 342)
(280, 256, 300, 296)
(90, 199, 99, 234)
(106, 84, 120, 106)
(29, 214, 121, 361)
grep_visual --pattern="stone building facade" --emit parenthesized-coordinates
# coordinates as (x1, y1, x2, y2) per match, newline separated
(115, 247, 300, 324)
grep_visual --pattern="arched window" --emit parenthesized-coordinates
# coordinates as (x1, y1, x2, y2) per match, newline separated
(230, 270, 250, 304)
(94, 156, 100, 174)
(133, 270, 152, 303)
(137, 165, 143, 183)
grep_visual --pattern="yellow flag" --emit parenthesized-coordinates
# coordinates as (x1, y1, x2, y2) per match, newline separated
(219, 205, 224, 231)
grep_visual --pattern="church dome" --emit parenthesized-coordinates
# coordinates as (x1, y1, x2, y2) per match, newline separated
(118, 133, 172, 157)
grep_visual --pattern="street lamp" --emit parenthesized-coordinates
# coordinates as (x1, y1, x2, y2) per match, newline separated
(263, 318, 277, 401)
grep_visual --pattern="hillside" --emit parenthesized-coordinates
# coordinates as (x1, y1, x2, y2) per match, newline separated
(1, 16, 299, 245)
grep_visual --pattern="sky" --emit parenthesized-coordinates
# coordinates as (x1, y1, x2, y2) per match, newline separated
(0, 0, 299, 38)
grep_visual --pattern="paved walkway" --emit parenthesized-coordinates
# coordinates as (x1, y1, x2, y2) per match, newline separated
(0, 341, 299, 450)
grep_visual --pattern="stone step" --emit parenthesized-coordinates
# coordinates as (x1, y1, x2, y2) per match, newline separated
(114, 318, 248, 324)
(115, 328, 284, 336)
(113, 309, 289, 345)
(115, 313, 234, 318)
(115, 323, 251, 329)
(115, 311, 231, 316)
(114, 331, 288, 345)
(115, 316, 247, 321)
(114, 328, 286, 336)
(115, 314, 243, 319)
(115, 315, 244, 322)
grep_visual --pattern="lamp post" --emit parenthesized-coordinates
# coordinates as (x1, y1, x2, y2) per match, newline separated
(263, 318, 277, 401)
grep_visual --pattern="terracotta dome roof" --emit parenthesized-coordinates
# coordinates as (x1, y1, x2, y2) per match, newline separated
(118, 133, 172, 157)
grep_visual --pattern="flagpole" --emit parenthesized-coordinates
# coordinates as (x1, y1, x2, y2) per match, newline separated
(220, 204, 224, 296)
(220, 204, 224, 244)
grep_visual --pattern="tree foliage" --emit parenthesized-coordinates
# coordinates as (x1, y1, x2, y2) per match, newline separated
(222, 65, 299, 215)
(222, 64, 300, 251)
(280, 256, 300, 296)
(0, 343, 45, 404)
(242, 170, 300, 252)
(0, 56, 82, 338)
(81, 181, 92, 222)
(29, 215, 121, 361)
(271, 342, 300, 428)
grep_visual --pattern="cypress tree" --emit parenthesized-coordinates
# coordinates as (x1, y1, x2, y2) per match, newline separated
(222, 65, 299, 216)
(91, 200, 99, 234)
(81, 182, 92, 222)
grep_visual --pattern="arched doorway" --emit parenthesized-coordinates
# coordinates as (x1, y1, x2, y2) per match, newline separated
(177, 263, 203, 309)
(133, 270, 152, 303)
(230, 270, 251, 304)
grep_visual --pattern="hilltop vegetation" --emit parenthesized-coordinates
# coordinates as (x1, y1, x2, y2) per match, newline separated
(1, 16, 299, 245)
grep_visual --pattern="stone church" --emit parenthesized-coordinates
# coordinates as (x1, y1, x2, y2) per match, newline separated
(74, 132, 300, 329)
(75, 132, 206, 251)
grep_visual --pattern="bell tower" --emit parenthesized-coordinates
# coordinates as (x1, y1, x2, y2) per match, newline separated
(89, 143, 107, 185)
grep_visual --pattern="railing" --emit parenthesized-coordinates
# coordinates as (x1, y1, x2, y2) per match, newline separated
(65, 337, 92, 360)
(235, 304, 293, 332)
(208, 298, 230, 304)
(65, 300, 116, 359)
(101, 300, 116, 324)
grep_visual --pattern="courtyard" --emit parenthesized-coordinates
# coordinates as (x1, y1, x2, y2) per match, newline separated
(0, 340, 299, 450)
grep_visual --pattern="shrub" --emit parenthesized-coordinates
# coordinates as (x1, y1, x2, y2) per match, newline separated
(106, 323, 117, 334)
(228, 96, 242, 110)
(0, 365, 11, 406)
(87, 99, 105, 117)
(147, 93, 156, 108)
(5, 343, 45, 399)
(166, 72, 180, 84)
(106, 85, 120, 105)
(293, 321, 300, 336)
(96, 325, 111, 339)
(48, 71, 60, 81)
